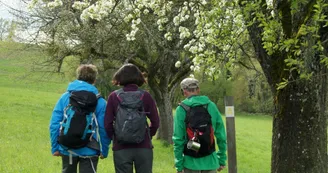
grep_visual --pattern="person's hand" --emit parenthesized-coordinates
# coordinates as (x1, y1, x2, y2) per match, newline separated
(217, 166, 225, 172)
(53, 151, 61, 156)
(99, 154, 104, 159)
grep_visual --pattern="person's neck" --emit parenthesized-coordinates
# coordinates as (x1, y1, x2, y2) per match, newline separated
(186, 93, 198, 98)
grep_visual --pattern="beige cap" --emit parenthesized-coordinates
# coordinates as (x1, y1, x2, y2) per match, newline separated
(180, 78, 199, 90)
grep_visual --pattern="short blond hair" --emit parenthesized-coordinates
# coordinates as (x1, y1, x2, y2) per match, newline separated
(76, 64, 98, 84)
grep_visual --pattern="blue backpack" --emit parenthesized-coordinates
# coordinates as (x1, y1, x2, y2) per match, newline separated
(58, 91, 101, 150)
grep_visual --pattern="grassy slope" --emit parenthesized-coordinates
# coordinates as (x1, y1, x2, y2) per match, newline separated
(0, 41, 272, 173)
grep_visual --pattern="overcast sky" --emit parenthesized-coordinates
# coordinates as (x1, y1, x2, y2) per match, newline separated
(0, 0, 26, 19)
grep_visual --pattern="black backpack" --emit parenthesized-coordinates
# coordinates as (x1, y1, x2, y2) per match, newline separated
(58, 91, 100, 150)
(114, 89, 148, 144)
(180, 103, 216, 157)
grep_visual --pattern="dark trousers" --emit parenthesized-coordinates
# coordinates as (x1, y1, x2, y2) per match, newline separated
(62, 155, 99, 173)
(184, 168, 216, 173)
(113, 148, 153, 173)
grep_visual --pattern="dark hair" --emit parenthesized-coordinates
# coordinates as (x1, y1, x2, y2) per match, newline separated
(112, 63, 146, 86)
(76, 64, 98, 84)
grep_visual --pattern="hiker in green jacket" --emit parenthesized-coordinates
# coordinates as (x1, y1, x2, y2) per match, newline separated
(173, 78, 227, 173)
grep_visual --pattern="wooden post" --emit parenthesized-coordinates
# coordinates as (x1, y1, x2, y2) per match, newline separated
(225, 96, 237, 173)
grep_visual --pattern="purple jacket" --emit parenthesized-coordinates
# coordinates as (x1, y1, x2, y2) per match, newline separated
(104, 84, 160, 151)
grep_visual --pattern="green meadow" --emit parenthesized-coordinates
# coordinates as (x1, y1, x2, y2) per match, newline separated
(0, 42, 272, 173)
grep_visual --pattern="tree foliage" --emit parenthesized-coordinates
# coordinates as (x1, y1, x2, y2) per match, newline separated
(0, 18, 9, 41)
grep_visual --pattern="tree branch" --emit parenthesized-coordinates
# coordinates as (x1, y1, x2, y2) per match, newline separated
(277, 0, 292, 38)
(168, 61, 192, 92)
(294, 0, 317, 37)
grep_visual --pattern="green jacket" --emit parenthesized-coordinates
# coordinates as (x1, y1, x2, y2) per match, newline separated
(172, 95, 227, 171)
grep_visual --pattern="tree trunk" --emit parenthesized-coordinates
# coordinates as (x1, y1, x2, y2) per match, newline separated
(155, 90, 174, 143)
(239, 1, 328, 171)
(146, 59, 179, 144)
(147, 65, 183, 144)
(271, 72, 327, 173)
(147, 75, 179, 144)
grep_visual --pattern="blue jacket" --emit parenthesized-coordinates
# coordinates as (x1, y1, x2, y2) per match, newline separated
(50, 80, 111, 157)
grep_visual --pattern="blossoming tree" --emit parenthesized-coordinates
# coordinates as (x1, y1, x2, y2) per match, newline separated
(26, 0, 238, 143)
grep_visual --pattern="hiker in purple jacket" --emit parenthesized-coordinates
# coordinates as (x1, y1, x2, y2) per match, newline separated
(104, 63, 160, 173)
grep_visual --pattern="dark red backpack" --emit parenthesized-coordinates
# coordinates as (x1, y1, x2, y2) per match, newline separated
(180, 103, 215, 158)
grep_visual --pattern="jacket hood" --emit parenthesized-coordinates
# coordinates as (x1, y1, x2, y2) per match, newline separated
(67, 80, 99, 94)
(181, 95, 211, 106)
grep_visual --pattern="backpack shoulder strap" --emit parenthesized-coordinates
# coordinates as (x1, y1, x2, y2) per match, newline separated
(203, 103, 209, 110)
(137, 88, 145, 93)
(114, 88, 124, 95)
(179, 103, 191, 123)
(114, 89, 124, 102)
(137, 89, 145, 100)
(179, 102, 190, 112)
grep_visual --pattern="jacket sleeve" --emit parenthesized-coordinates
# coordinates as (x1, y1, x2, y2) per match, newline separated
(172, 106, 186, 172)
(208, 102, 227, 166)
(95, 98, 111, 158)
(104, 92, 116, 139)
(49, 92, 69, 154)
(143, 92, 160, 137)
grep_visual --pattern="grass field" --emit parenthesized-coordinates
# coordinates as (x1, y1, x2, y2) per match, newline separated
(0, 41, 272, 173)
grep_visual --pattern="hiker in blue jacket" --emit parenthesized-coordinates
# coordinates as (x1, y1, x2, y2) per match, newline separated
(50, 64, 111, 173)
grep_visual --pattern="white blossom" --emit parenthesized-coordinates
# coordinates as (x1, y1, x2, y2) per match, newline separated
(184, 44, 190, 50)
(189, 46, 198, 54)
(99, 10, 108, 17)
(194, 12, 199, 18)
(143, 9, 150, 14)
(126, 33, 136, 41)
(149, 2, 156, 9)
(194, 66, 201, 72)
(201, 0, 207, 5)
(81, 10, 90, 22)
(192, 57, 198, 63)
(190, 65, 195, 71)
(179, 26, 191, 39)
(78, 0, 116, 22)
(134, 8, 141, 17)
(124, 14, 134, 23)
(47, 0, 63, 9)
(205, 28, 214, 34)
(157, 18, 169, 26)
(127, 5, 133, 11)
(173, 16, 180, 26)
(158, 25, 164, 31)
(157, 19, 162, 25)
(185, 15, 190, 20)
(28, 0, 38, 9)
(158, 10, 166, 17)
(175, 61, 181, 68)
(164, 32, 172, 41)
(103, 1, 115, 9)
(136, 18, 141, 24)
(137, 4, 144, 9)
